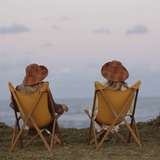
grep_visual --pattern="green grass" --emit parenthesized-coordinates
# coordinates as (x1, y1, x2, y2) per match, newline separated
(0, 114, 160, 160)
(145, 112, 160, 126)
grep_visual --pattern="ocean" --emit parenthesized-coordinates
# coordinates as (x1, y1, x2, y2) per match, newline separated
(0, 97, 160, 129)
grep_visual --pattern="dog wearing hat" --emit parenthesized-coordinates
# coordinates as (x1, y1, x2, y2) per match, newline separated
(89, 60, 134, 135)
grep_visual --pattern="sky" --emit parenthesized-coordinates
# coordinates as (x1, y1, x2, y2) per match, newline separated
(0, 0, 160, 100)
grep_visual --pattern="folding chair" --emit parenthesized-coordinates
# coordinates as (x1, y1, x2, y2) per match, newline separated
(8, 81, 63, 152)
(85, 80, 142, 149)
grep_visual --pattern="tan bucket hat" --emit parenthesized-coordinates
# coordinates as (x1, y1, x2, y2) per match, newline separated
(101, 60, 129, 82)
(23, 64, 48, 86)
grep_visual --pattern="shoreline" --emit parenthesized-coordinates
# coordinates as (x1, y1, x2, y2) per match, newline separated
(1, 97, 160, 130)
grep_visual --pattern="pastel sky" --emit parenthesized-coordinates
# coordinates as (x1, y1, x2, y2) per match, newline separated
(0, 0, 160, 100)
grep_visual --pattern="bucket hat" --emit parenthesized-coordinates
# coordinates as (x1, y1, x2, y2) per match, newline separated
(23, 63, 48, 85)
(101, 60, 129, 82)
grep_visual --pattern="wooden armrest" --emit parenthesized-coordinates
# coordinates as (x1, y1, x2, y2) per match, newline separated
(84, 110, 89, 113)
(56, 111, 64, 119)
(84, 110, 91, 118)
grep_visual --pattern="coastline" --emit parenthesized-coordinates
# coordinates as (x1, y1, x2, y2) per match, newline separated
(1, 97, 160, 129)
(0, 117, 160, 160)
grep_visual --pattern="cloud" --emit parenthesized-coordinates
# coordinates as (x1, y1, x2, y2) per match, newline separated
(0, 53, 31, 72)
(0, 52, 6, 56)
(42, 43, 53, 47)
(125, 25, 149, 35)
(51, 25, 60, 30)
(86, 63, 98, 69)
(92, 28, 110, 34)
(59, 68, 71, 74)
(0, 24, 30, 34)
(59, 16, 70, 21)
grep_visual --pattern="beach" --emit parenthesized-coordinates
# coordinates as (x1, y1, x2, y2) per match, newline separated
(0, 117, 160, 160)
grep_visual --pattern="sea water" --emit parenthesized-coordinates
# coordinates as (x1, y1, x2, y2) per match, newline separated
(0, 97, 159, 129)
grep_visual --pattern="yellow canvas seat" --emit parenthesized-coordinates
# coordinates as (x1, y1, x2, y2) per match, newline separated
(85, 80, 142, 149)
(8, 81, 64, 152)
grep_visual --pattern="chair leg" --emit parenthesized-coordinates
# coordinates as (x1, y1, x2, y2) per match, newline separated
(10, 121, 27, 152)
(90, 130, 105, 145)
(51, 119, 56, 149)
(88, 121, 92, 145)
(97, 128, 111, 149)
(87, 117, 104, 146)
(33, 123, 51, 151)
(124, 120, 142, 147)
(11, 118, 23, 149)
(23, 133, 39, 148)
(56, 121, 63, 146)
(17, 120, 23, 148)
(128, 116, 133, 143)
(128, 116, 140, 143)
(133, 117, 140, 140)
(113, 130, 128, 143)
(96, 116, 121, 149)
(11, 120, 18, 145)
(91, 118, 97, 148)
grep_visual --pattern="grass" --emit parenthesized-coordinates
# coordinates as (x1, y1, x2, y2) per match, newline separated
(145, 112, 160, 126)
(0, 114, 160, 160)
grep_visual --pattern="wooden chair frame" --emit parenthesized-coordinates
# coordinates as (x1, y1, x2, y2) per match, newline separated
(9, 83, 63, 152)
(85, 82, 142, 149)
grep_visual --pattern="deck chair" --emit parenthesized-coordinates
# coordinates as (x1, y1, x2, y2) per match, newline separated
(8, 81, 64, 152)
(84, 80, 142, 149)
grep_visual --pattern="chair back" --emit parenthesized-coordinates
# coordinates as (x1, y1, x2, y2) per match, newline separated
(95, 81, 141, 125)
(8, 81, 54, 128)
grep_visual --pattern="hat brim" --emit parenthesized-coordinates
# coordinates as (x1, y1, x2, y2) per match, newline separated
(101, 62, 129, 82)
(23, 65, 48, 85)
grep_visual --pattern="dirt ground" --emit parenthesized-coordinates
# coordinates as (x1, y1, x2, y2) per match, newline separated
(0, 120, 160, 160)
